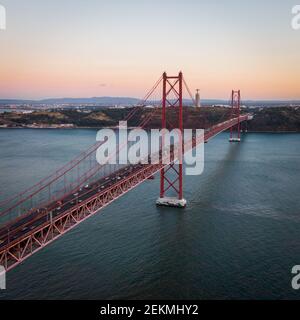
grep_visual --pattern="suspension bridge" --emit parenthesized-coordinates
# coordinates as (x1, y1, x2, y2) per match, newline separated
(0, 72, 253, 272)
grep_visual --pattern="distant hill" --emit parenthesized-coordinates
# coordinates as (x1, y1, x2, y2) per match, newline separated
(1, 106, 300, 132)
(0, 97, 300, 107)
(0, 97, 141, 106)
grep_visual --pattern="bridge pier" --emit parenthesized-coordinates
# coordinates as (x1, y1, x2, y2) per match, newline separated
(156, 197, 187, 208)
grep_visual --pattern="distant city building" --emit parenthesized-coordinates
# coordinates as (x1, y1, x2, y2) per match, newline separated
(212, 104, 230, 108)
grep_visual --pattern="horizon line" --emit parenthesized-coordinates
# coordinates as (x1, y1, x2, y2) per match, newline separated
(1, 96, 300, 103)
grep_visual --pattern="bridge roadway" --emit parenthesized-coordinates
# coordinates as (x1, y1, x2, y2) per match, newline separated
(0, 114, 251, 271)
(0, 163, 145, 250)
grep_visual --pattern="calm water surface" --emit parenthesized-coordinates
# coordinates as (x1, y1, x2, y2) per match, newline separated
(0, 129, 299, 300)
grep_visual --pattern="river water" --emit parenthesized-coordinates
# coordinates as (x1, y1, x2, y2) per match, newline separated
(0, 129, 299, 300)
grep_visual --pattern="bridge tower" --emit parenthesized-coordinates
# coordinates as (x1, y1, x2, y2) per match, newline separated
(195, 89, 201, 108)
(156, 72, 187, 208)
(229, 90, 241, 142)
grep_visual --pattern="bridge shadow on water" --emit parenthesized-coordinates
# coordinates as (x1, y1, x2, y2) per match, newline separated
(136, 134, 249, 299)
(188, 133, 247, 208)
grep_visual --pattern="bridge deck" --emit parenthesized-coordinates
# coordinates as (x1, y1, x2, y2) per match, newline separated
(0, 114, 251, 271)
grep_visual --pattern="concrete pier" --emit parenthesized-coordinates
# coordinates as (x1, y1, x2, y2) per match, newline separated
(156, 197, 187, 208)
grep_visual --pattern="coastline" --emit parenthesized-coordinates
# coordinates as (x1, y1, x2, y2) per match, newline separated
(0, 126, 299, 133)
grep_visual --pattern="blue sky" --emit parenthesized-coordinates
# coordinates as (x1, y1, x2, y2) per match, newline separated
(0, 0, 299, 99)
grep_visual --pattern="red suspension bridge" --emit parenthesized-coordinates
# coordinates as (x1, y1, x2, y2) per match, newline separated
(0, 72, 253, 272)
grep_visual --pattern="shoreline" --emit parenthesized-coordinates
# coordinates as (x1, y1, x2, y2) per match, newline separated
(0, 127, 299, 133)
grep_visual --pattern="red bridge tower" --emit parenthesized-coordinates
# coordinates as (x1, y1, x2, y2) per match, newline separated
(156, 72, 187, 208)
(229, 90, 241, 142)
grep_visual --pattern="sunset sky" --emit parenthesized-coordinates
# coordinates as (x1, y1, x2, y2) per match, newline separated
(0, 0, 299, 100)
